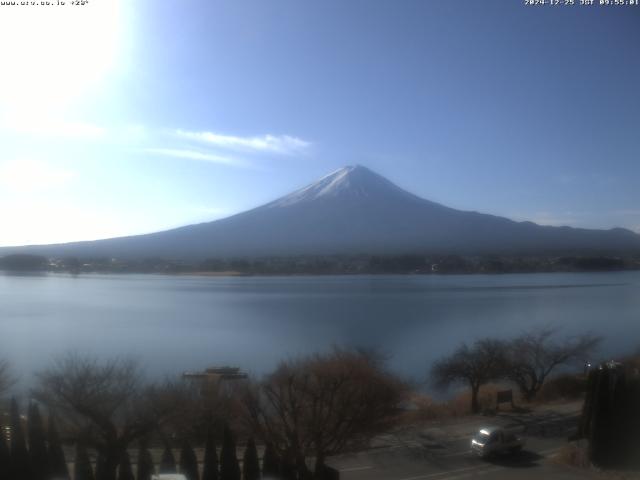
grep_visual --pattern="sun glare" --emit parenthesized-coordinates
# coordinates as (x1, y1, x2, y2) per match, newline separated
(0, 0, 122, 116)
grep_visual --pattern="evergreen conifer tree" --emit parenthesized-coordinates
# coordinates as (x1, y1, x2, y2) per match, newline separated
(242, 438, 260, 480)
(202, 428, 219, 480)
(0, 426, 10, 480)
(9, 398, 32, 480)
(28, 403, 49, 480)
(136, 440, 154, 480)
(95, 452, 107, 480)
(73, 443, 95, 480)
(160, 444, 177, 473)
(179, 440, 200, 480)
(47, 415, 70, 479)
(219, 425, 240, 480)
(261, 443, 279, 479)
(117, 450, 134, 480)
(279, 452, 296, 480)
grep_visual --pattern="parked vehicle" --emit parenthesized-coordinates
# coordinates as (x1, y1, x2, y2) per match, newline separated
(470, 426, 525, 458)
(151, 475, 187, 480)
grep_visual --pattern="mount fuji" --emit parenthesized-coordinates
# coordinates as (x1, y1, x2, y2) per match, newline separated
(3, 165, 640, 259)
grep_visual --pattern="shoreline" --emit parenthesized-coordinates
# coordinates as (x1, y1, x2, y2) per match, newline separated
(1, 268, 639, 279)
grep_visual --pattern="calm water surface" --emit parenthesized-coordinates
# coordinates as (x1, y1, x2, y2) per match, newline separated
(1, 271, 639, 386)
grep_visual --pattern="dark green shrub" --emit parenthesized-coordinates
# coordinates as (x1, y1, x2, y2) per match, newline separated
(47, 415, 70, 479)
(95, 453, 107, 480)
(220, 425, 240, 480)
(28, 403, 48, 480)
(136, 440, 154, 480)
(74, 443, 94, 480)
(261, 443, 279, 479)
(10, 399, 31, 480)
(202, 428, 219, 480)
(242, 438, 260, 480)
(179, 440, 199, 480)
(160, 444, 177, 474)
(118, 451, 134, 480)
(0, 426, 10, 480)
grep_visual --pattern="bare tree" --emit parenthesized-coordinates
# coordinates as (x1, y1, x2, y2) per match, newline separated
(431, 338, 508, 413)
(243, 347, 407, 479)
(33, 354, 189, 480)
(506, 328, 601, 401)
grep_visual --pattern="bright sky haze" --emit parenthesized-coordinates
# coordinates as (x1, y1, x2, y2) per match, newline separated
(1, 0, 639, 246)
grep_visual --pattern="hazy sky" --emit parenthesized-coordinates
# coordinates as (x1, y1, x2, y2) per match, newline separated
(1, 0, 639, 246)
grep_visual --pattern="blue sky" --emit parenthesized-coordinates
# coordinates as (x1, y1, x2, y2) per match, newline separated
(0, 0, 639, 246)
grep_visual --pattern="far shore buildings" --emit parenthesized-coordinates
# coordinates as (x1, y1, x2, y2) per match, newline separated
(183, 366, 248, 382)
(183, 366, 248, 395)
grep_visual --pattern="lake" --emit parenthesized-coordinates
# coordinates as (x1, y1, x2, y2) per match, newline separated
(1, 271, 639, 390)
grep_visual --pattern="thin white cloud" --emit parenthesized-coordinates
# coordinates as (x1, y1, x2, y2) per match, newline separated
(1, 117, 311, 157)
(1, 117, 310, 169)
(141, 148, 250, 168)
(174, 129, 311, 155)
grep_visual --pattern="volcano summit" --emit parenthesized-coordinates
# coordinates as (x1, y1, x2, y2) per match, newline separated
(4, 165, 640, 259)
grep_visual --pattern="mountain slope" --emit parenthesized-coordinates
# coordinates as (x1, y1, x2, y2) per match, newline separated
(3, 165, 640, 259)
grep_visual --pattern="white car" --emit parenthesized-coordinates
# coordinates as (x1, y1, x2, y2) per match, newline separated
(470, 426, 525, 458)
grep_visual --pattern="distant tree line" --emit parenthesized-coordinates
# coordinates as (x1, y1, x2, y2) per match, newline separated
(1, 253, 639, 275)
(0, 254, 48, 271)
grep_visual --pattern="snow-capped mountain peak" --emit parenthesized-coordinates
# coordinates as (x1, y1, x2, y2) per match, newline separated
(267, 165, 411, 208)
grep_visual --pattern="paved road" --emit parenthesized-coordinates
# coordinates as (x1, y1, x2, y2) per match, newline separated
(328, 404, 594, 480)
